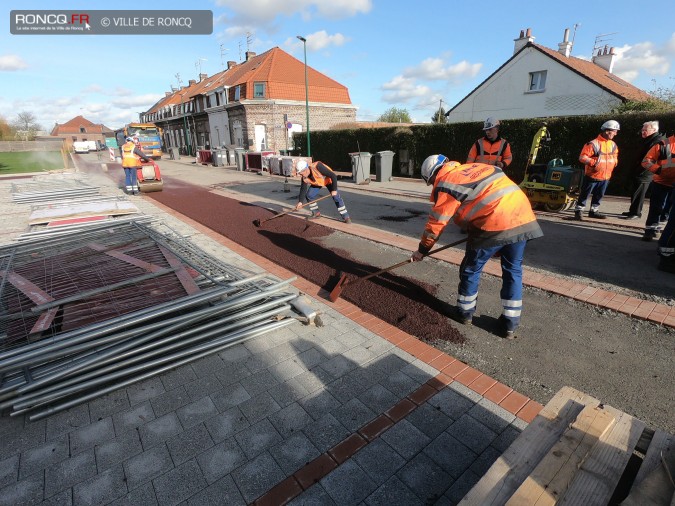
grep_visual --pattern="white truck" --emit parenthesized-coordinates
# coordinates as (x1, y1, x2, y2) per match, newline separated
(73, 141, 89, 154)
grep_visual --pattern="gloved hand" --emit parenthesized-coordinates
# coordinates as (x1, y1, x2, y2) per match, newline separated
(410, 251, 424, 262)
(294, 202, 303, 210)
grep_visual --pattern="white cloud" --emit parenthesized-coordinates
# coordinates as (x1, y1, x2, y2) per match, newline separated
(612, 33, 675, 82)
(403, 58, 482, 82)
(380, 55, 482, 108)
(381, 76, 431, 103)
(110, 94, 165, 108)
(215, 0, 372, 24)
(0, 54, 28, 71)
(285, 30, 349, 53)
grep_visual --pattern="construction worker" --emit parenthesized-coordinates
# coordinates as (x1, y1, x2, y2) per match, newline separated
(640, 134, 675, 241)
(574, 120, 620, 220)
(410, 156, 543, 339)
(294, 160, 351, 223)
(121, 136, 151, 195)
(657, 202, 675, 273)
(622, 121, 665, 220)
(466, 117, 512, 169)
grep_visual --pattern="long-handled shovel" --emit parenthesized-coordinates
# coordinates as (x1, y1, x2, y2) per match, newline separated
(252, 194, 333, 227)
(328, 237, 468, 302)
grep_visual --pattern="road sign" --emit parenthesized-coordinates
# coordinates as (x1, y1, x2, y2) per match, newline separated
(286, 122, 293, 129)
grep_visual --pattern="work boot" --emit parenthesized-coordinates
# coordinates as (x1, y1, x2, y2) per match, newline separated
(343, 217, 352, 224)
(622, 214, 640, 220)
(307, 212, 321, 220)
(573, 210, 583, 221)
(642, 229, 657, 242)
(450, 307, 472, 326)
(497, 315, 516, 339)
(589, 210, 607, 219)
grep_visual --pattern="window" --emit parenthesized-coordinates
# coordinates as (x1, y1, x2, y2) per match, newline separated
(80, 127, 86, 133)
(234, 85, 241, 101)
(254, 82, 266, 98)
(528, 71, 547, 92)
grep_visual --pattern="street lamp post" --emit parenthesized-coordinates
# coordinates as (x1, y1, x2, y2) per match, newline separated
(296, 35, 310, 157)
(180, 93, 191, 156)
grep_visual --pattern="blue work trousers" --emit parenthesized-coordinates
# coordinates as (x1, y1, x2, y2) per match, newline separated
(575, 178, 609, 211)
(124, 167, 138, 192)
(457, 240, 527, 331)
(306, 187, 349, 220)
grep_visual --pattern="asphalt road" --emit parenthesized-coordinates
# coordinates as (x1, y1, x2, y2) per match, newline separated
(98, 157, 674, 433)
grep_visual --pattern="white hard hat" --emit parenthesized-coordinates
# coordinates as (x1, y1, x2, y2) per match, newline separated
(421, 154, 453, 185)
(601, 120, 620, 131)
(483, 117, 500, 130)
(296, 160, 309, 172)
(125, 137, 134, 142)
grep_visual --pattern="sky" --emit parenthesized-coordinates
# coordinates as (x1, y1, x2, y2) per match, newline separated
(2, 0, 675, 132)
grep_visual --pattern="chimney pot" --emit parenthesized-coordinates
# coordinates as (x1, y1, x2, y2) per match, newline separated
(245, 51, 256, 61)
(188, 79, 196, 85)
(227, 60, 237, 69)
(526, 28, 532, 37)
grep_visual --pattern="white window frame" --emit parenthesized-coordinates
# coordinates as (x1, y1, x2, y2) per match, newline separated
(253, 82, 266, 98)
(527, 70, 547, 92)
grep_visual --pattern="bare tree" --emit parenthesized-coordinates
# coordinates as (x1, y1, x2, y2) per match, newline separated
(12, 111, 42, 140)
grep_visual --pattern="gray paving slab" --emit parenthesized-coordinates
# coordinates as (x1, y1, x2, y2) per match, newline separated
(269, 432, 321, 475)
(186, 474, 246, 506)
(95, 430, 143, 472)
(234, 418, 283, 459)
(112, 401, 155, 434)
(175, 396, 218, 428)
(72, 465, 127, 506)
(19, 436, 69, 479)
(320, 458, 378, 504)
(44, 449, 97, 498)
(138, 413, 183, 450)
(165, 423, 214, 466)
(150, 386, 192, 418)
(230, 452, 286, 504)
(352, 438, 406, 486)
(108, 482, 158, 506)
(203, 406, 250, 443)
(87, 389, 130, 421)
(123, 445, 174, 490)
(196, 437, 246, 484)
(0, 472, 44, 506)
(152, 459, 207, 506)
(364, 475, 425, 506)
(69, 417, 115, 455)
(0, 455, 18, 489)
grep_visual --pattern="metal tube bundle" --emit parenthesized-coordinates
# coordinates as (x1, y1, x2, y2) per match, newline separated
(0, 220, 300, 420)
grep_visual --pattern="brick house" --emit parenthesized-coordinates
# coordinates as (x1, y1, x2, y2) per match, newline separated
(50, 116, 113, 149)
(143, 47, 356, 155)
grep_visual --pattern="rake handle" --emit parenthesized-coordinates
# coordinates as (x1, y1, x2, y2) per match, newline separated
(259, 194, 333, 225)
(343, 237, 468, 288)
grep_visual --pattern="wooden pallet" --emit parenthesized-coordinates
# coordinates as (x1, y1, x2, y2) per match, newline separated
(460, 386, 674, 505)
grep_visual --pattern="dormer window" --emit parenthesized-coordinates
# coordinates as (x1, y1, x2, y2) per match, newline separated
(528, 71, 547, 92)
(254, 82, 266, 98)
(234, 86, 241, 101)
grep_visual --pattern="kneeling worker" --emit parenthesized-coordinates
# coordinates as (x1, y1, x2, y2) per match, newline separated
(411, 156, 543, 338)
(294, 160, 351, 223)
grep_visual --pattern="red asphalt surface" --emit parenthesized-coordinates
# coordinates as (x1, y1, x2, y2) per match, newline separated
(149, 178, 465, 344)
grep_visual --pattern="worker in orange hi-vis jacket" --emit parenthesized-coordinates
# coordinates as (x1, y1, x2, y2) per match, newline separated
(573, 120, 620, 221)
(411, 156, 543, 339)
(640, 134, 675, 242)
(466, 117, 513, 169)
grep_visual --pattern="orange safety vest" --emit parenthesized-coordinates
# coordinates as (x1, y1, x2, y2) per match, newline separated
(642, 136, 675, 187)
(420, 162, 542, 250)
(121, 141, 141, 168)
(467, 137, 512, 167)
(579, 135, 618, 180)
(305, 161, 333, 187)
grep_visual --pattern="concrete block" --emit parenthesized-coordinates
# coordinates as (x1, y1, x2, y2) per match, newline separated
(203, 406, 250, 443)
(126, 377, 165, 406)
(69, 417, 115, 455)
(166, 423, 214, 466)
(446, 414, 497, 455)
(187, 474, 246, 506)
(234, 419, 283, 460)
(0, 473, 43, 505)
(396, 452, 452, 502)
(427, 387, 475, 421)
(176, 396, 218, 428)
(159, 365, 198, 391)
(320, 459, 377, 505)
(269, 432, 320, 475)
(196, 438, 246, 484)
(138, 413, 183, 450)
(239, 391, 281, 424)
(87, 389, 130, 421)
(152, 459, 207, 506)
(302, 413, 350, 453)
(72, 465, 127, 506)
(469, 398, 516, 434)
(45, 404, 90, 440)
(333, 398, 376, 432)
(112, 401, 155, 434)
(240, 369, 280, 398)
(95, 430, 143, 471)
(150, 386, 191, 418)
(19, 436, 69, 478)
(423, 432, 477, 479)
(268, 402, 312, 437)
(0, 454, 19, 488)
(380, 420, 431, 460)
(123, 445, 173, 490)
(107, 482, 157, 506)
(44, 449, 97, 498)
(231, 452, 285, 504)
(183, 375, 223, 402)
(209, 383, 251, 412)
(364, 475, 422, 506)
(352, 438, 406, 486)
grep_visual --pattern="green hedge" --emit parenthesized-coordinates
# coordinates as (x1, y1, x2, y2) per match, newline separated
(293, 112, 675, 196)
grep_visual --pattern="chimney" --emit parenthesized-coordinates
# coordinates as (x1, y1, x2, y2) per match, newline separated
(592, 45, 617, 73)
(188, 79, 196, 85)
(558, 28, 573, 57)
(199, 73, 207, 81)
(165, 91, 172, 97)
(245, 51, 256, 61)
(513, 28, 535, 54)
(227, 61, 237, 69)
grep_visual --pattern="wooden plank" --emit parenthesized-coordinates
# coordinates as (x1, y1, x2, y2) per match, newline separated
(460, 386, 598, 505)
(28, 201, 138, 225)
(560, 408, 645, 505)
(622, 430, 675, 505)
(506, 404, 616, 505)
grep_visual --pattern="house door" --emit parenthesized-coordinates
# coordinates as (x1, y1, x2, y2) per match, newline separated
(254, 124, 267, 151)
(233, 121, 243, 147)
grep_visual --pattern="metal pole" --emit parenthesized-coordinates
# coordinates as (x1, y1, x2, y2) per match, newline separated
(297, 36, 310, 157)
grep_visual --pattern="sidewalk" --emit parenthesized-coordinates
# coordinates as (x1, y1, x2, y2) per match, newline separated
(0, 158, 669, 505)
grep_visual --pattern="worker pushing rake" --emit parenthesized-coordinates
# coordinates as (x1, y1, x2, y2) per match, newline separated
(253, 159, 352, 227)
